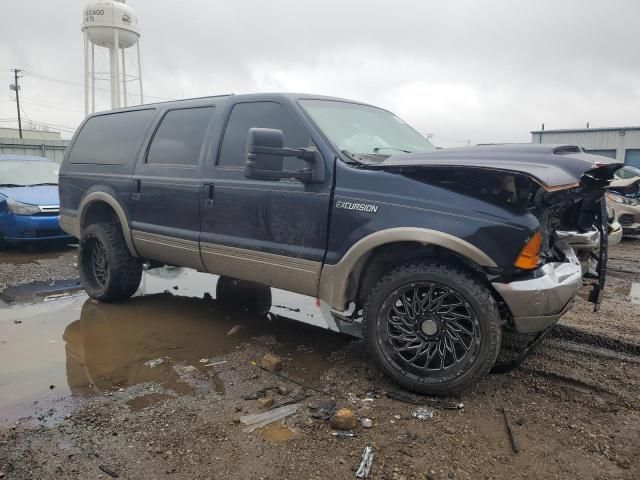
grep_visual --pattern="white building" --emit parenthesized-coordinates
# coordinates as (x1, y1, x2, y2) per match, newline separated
(531, 126, 640, 168)
(0, 127, 69, 163)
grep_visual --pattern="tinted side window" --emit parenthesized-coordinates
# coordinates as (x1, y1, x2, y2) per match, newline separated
(69, 109, 155, 165)
(146, 107, 215, 166)
(218, 102, 310, 168)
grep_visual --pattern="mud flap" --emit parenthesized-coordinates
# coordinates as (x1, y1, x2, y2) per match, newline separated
(587, 198, 608, 312)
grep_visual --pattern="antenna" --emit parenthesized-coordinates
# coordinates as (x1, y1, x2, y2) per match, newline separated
(82, 0, 143, 115)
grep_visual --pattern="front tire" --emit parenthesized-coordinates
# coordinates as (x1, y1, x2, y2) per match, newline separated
(363, 261, 501, 395)
(79, 222, 142, 302)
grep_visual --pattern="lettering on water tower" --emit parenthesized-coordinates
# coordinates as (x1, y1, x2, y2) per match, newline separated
(84, 9, 105, 22)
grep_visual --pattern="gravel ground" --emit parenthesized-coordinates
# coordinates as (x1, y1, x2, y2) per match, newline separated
(0, 240, 639, 479)
(0, 244, 78, 290)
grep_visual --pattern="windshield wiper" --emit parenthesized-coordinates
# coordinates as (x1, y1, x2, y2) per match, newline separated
(373, 147, 412, 154)
(341, 150, 385, 164)
(27, 183, 58, 187)
(0, 183, 24, 188)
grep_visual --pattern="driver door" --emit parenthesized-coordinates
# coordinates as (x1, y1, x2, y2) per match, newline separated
(199, 100, 332, 296)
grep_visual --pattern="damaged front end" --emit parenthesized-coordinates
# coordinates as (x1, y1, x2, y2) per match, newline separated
(373, 144, 623, 333)
(489, 153, 621, 332)
(493, 171, 614, 333)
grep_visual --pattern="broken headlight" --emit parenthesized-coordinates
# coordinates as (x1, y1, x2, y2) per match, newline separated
(6, 198, 41, 216)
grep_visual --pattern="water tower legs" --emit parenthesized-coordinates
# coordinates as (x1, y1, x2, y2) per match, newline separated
(121, 48, 128, 107)
(109, 28, 121, 109)
(84, 32, 89, 116)
(137, 41, 144, 105)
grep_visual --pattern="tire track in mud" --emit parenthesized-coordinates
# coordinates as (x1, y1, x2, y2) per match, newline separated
(550, 324, 640, 357)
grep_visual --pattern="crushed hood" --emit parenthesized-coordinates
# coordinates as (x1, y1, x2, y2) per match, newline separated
(367, 144, 623, 189)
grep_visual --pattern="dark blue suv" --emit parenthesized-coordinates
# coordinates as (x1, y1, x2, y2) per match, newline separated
(58, 93, 621, 394)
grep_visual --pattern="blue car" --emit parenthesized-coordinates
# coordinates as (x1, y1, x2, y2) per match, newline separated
(0, 155, 74, 249)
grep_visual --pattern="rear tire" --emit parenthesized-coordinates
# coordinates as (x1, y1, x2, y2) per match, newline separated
(79, 222, 142, 302)
(363, 261, 501, 395)
(216, 276, 272, 316)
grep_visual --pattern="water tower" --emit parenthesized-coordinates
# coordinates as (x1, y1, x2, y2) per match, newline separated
(82, 0, 144, 115)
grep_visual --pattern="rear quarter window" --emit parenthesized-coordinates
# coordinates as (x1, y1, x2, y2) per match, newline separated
(69, 109, 156, 165)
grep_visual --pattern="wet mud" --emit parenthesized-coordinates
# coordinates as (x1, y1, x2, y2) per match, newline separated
(1, 242, 639, 479)
(0, 267, 349, 425)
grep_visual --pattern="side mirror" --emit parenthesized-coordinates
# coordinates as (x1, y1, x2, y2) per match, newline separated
(245, 128, 324, 182)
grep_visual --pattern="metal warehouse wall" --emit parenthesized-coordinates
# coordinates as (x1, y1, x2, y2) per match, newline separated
(0, 137, 69, 163)
(531, 128, 640, 163)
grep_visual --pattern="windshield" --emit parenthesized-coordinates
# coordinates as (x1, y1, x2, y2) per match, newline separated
(300, 100, 435, 158)
(0, 160, 59, 187)
(616, 166, 640, 179)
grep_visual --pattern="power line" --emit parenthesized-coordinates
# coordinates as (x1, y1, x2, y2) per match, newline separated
(20, 97, 85, 114)
(24, 70, 174, 101)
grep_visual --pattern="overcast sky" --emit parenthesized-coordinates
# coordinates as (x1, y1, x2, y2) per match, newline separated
(1, 0, 639, 145)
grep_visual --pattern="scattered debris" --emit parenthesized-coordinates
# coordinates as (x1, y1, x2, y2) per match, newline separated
(258, 365, 334, 397)
(502, 408, 519, 454)
(360, 418, 373, 428)
(13, 320, 22, 324)
(240, 404, 299, 433)
(258, 396, 274, 408)
(49, 385, 55, 390)
(332, 431, 357, 437)
(98, 465, 119, 478)
(311, 400, 338, 420)
(259, 353, 283, 372)
(199, 358, 209, 363)
(243, 386, 279, 400)
(384, 390, 463, 410)
(411, 407, 434, 421)
(144, 358, 167, 368)
(355, 446, 373, 478)
(271, 393, 312, 410)
(278, 385, 291, 396)
(330, 408, 358, 431)
(227, 325, 242, 336)
(204, 360, 228, 367)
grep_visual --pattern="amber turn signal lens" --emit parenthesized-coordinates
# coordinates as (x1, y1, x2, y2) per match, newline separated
(514, 232, 542, 270)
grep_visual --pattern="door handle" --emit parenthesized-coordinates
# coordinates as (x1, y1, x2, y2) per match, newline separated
(203, 183, 214, 207)
(131, 179, 141, 201)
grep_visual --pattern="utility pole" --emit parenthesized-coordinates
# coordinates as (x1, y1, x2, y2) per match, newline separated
(9, 69, 22, 139)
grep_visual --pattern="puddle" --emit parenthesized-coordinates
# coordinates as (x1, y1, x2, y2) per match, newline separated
(259, 423, 297, 442)
(0, 268, 351, 424)
(631, 283, 640, 304)
(126, 393, 173, 412)
(0, 279, 83, 305)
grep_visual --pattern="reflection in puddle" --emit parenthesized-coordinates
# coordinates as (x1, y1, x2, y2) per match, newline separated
(631, 283, 640, 304)
(126, 393, 173, 412)
(259, 423, 297, 442)
(0, 279, 83, 305)
(0, 267, 351, 424)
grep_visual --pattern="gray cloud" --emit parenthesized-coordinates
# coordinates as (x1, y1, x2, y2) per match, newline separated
(1, 0, 639, 145)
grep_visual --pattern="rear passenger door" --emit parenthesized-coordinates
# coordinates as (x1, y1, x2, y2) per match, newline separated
(130, 105, 216, 270)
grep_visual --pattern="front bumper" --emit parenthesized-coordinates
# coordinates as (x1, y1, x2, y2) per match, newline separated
(0, 213, 73, 242)
(607, 201, 640, 237)
(492, 244, 582, 334)
(609, 222, 623, 246)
